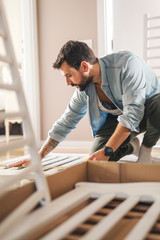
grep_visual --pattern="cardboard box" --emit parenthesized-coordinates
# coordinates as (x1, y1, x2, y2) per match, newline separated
(0, 161, 160, 240)
(1, 160, 160, 224)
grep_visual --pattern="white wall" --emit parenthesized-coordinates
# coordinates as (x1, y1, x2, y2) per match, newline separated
(112, 0, 160, 58)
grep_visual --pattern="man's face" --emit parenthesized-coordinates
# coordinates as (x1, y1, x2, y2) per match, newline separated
(60, 61, 92, 91)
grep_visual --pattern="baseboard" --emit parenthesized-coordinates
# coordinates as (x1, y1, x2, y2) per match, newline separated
(39, 139, 160, 152)
(40, 140, 93, 151)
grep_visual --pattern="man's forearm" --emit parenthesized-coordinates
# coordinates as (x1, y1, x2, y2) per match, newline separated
(38, 136, 59, 159)
(105, 123, 131, 151)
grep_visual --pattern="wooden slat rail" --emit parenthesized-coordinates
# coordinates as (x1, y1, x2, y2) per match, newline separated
(1, 187, 91, 240)
(80, 196, 140, 240)
(41, 193, 116, 240)
(2, 183, 160, 240)
(125, 199, 160, 240)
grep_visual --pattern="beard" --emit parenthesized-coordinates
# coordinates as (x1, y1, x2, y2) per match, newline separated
(71, 75, 93, 91)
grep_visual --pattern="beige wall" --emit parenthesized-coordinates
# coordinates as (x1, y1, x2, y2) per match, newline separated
(37, 0, 98, 141)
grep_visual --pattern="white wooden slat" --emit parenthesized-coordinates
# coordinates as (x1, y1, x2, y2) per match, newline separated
(41, 193, 115, 240)
(147, 46, 160, 50)
(147, 36, 160, 40)
(0, 54, 12, 63)
(0, 138, 31, 154)
(0, 163, 37, 197)
(151, 66, 160, 69)
(0, 28, 5, 37)
(147, 26, 160, 30)
(75, 182, 160, 200)
(0, 190, 45, 239)
(125, 199, 160, 240)
(0, 111, 25, 121)
(0, 83, 18, 91)
(147, 56, 160, 59)
(148, 16, 160, 20)
(2, 187, 91, 240)
(0, 153, 86, 178)
(81, 196, 140, 240)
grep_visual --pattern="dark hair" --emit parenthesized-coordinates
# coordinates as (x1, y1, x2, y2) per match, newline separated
(53, 40, 98, 70)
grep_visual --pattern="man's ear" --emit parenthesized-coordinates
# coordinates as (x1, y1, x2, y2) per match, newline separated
(80, 61, 89, 72)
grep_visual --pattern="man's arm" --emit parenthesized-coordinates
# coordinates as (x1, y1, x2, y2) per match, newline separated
(39, 137, 59, 159)
(88, 123, 131, 161)
(9, 137, 59, 167)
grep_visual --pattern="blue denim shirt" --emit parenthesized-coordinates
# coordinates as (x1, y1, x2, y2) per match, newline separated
(49, 51, 160, 142)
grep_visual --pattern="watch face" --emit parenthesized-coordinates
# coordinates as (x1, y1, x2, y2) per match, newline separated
(103, 146, 113, 156)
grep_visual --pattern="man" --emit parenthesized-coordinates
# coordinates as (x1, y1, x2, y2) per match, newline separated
(11, 40, 160, 167)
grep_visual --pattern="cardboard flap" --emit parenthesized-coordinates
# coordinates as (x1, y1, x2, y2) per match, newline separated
(47, 162, 87, 199)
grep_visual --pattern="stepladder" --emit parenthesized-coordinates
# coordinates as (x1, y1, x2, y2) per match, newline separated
(0, 0, 51, 239)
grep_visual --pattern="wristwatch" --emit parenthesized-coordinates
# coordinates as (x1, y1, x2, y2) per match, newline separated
(103, 146, 113, 156)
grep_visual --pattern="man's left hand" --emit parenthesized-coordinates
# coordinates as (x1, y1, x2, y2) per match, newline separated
(88, 149, 110, 161)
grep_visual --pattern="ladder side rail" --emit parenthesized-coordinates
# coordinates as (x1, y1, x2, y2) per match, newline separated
(144, 14, 160, 82)
(0, 0, 50, 203)
(0, 190, 45, 239)
(143, 14, 148, 62)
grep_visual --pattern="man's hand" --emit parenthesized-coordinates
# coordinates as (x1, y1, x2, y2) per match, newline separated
(9, 159, 31, 168)
(88, 149, 109, 161)
(9, 137, 59, 168)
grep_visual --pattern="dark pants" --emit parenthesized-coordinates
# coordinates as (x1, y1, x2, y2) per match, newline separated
(90, 93, 160, 161)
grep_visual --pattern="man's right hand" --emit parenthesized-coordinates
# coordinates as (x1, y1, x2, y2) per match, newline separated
(9, 159, 31, 168)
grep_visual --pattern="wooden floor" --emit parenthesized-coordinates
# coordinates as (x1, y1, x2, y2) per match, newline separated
(0, 146, 27, 162)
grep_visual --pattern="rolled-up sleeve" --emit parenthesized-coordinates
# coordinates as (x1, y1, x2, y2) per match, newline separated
(49, 90, 87, 142)
(118, 56, 146, 132)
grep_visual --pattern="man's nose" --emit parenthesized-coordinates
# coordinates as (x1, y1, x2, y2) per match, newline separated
(66, 77, 72, 86)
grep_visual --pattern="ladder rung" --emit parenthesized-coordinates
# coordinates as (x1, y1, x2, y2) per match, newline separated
(0, 54, 12, 64)
(0, 111, 26, 121)
(147, 26, 160, 30)
(147, 36, 160, 40)
(147, 56, 160, 60)
(0, 29, 5, 38)
(147, 46, 160, 50)
(148, 16, 160, 20)
(151, 66, 160, 69)
(0, 138, 31, 154)
(0, 83, 18, 91)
